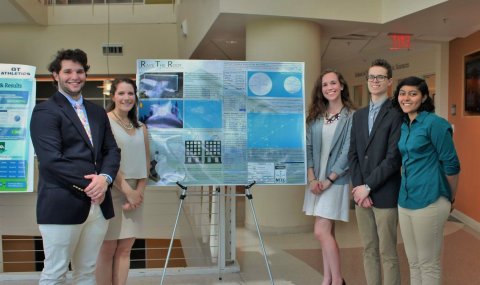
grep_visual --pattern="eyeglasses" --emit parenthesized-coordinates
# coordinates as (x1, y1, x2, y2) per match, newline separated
(366, 75, 389, 82)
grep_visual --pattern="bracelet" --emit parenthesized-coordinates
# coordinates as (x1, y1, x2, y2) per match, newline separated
(308, 178, 317, 184)
(326, 177, 335, 184)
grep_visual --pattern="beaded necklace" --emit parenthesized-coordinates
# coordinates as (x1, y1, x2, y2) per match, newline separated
(112, 111, 134, 130)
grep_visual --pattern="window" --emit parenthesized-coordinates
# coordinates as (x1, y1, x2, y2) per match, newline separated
(36, 78, 107, 108)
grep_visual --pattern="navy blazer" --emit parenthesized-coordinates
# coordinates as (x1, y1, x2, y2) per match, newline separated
(30, 92, 120, 224)
(348, 99, 402, 208)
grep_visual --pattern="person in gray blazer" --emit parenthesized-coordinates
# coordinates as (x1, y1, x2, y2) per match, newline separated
(348, 59, 403, 285)
(303, 69, 354, 285)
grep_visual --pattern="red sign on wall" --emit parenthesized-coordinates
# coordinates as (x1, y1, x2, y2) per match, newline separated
(388, 33, 412, 50)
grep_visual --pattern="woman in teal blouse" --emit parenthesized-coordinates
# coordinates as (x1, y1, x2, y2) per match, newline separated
(392, 76, 460, 285)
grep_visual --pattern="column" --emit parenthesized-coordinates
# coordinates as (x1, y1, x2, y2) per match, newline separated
(244, 18, 322, 233)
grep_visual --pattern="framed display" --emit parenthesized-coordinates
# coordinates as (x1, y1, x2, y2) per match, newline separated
(465, 51, 480, 114)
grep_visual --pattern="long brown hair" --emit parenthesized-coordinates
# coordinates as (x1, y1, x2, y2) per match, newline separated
(306, 69, 354, 123)
(106, 78, 141, 128)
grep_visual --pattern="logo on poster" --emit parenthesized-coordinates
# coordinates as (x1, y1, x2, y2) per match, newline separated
(0, 142, 5, 153)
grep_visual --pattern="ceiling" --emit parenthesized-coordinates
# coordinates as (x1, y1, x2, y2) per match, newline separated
(2, 0, 480, 67)
(191, 0, 480, 67)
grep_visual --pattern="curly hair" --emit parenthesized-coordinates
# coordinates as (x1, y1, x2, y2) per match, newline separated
(48, 49, 90, 85)
(306, 69, 354, 123)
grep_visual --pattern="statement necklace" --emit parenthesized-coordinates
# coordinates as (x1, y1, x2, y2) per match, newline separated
(324, 107, 343, 124)
(112, 111, 134, 130)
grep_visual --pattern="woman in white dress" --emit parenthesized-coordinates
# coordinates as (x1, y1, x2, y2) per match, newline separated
(96, 78, 149, 285)
(303, 69, 354, 285)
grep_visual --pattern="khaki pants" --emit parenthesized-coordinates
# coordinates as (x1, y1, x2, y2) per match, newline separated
(355, 206, 401, 285)
(399, 197, 450, 285)
(39, 204, 108, 285)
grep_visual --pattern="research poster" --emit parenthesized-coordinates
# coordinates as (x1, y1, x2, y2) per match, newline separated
(137, 60, 306, 186)
(0, 64, 36, 192)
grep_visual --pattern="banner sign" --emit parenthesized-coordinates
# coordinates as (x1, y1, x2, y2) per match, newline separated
(137, 60, 306, 186)
(0, 64, 36, 192)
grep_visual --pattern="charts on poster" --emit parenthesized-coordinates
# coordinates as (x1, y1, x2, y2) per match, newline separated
(137, 60, 306, 186)
(0, 64, 36, 192)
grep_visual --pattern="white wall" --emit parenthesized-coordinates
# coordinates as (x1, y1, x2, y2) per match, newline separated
(0, 0, 453, 246)
(336, 44, 449, 117)
(47, 4, 175, 25)
(0, 23, 178, 75)
(220, 0, 382, 23)
(0, 22, 179, 239)
(11, 0, 48, 25)
(382, 0, 447, 22)
(176, 0, 221, 59)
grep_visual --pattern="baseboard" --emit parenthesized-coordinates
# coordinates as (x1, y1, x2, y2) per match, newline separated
(451, 209, 480, 233)
(0, 265, 241, 280)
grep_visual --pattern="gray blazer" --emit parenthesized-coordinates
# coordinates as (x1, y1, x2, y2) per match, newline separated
(306, 108, 353, 185)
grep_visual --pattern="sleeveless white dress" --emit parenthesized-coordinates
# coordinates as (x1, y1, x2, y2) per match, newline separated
(302, 119, 350, 222)
(104, 118, 148, 240)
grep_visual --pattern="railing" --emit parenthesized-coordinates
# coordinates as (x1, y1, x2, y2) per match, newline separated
(0, 186, 238, 280)
(46, 0, 177, 5)
(47, 0, 144, 5)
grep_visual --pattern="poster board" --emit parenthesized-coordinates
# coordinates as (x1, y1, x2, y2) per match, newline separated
(0, 64, 36, 192)
(137, 60, 306, 186)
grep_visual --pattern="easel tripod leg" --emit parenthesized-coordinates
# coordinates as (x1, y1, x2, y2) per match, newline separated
(216, 186, 225, 280)
(245, 187, 275, 285)
(160, 183, 188, 285)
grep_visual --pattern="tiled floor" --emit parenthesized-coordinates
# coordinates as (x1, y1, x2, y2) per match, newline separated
(2, 211, 479, 284)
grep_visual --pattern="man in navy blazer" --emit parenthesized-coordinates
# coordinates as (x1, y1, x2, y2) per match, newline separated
(30, 49, 120, 285)
(348, 59, 403, 285)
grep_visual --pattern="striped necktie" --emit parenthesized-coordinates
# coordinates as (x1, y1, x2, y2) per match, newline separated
(74, 102, 93, 145)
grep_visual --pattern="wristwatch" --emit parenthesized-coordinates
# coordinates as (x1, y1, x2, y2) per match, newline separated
(100, 173, 113, 185)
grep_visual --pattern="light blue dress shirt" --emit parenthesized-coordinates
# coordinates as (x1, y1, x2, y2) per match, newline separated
(368, 96, 388, 134)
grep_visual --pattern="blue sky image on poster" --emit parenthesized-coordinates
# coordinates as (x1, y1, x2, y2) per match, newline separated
(247, 113, 304, 148)
(184, 100, 222, 129)
(247, 71, 303, 98)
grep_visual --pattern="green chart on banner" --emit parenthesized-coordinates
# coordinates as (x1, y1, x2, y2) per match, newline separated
(0, 64, 36, 193)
